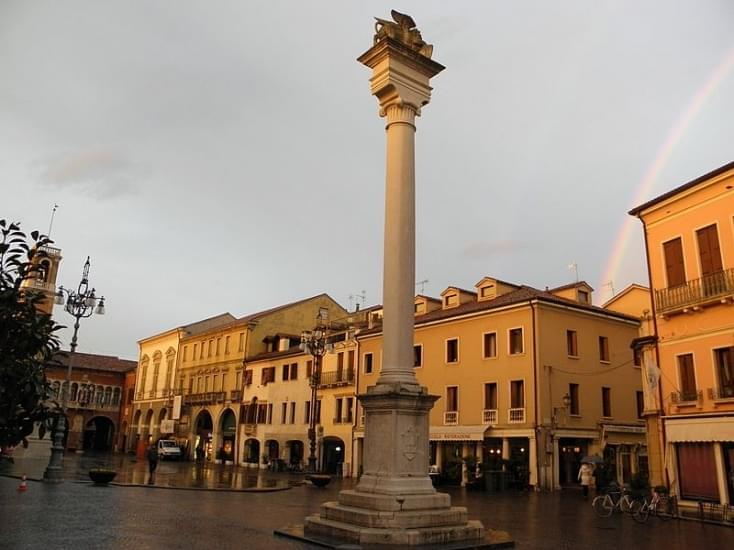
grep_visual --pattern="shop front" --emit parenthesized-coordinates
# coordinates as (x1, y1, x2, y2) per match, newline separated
(429, 425, 486, 486)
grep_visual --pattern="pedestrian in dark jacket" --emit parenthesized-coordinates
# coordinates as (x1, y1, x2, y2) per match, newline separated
(147, 443, 159, 485)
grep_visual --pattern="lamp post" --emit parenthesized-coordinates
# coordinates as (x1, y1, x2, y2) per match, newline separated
(43, 256, 105, 483)
(299, 307, 333, 474)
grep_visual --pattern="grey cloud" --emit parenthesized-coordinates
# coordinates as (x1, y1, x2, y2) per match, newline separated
(31, 148, 143, 200)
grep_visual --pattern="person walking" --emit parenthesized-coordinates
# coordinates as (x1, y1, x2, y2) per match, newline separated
(578, 461, 594, 498)
(146, 441, 159, 485)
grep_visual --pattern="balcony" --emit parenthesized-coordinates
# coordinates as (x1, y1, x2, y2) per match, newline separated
(655, 268, 734, 315)
(183, 391, 226, 406)
(444, 411, 459, 425)
(316, 368, 354, 388)
(707, 386, 734, 401)
(671, 389, 702, 405)
(508, 408, 525, 423)
(483, 409, 498, 424)
(230, 389, 242, 402)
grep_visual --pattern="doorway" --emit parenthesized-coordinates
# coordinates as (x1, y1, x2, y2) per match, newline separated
(559, 438, 588, 486)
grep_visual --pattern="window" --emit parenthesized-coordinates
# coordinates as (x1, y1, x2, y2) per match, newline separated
(345, 397, 354, 423)
(289, 402, 296, 424)
(335, 398, 343, 423)
(244, 370, 253, 385)
(663, 237, 686, 287)
(636, 391, 644, 418)
(578, 289, 589, 303)
(509, 328, 524, 355)
(446, 386, 458, 412)
(696, 224, 723, 277)
(510, 380, 524, 408)
(602, 387, 611, 417)
(714, 347, 734, 397)
(348, 350, 355, 371)
(238, 332, 245, 352)
(633, 347, 642, 367)
(599, 336, 609, 362)
(444, 293, 458, 307)
(290, 363, 298, 380)
(337, 352, 344, 372)
(483, 332, 497, 358)
(446, 338, 459, 363)
(306, 359, 313, 378)
(678, 353, 697, 399)
(208, 339, 214, 357)
(315, 399, 322, 423)
(188, 377, 194, 394)
(193, 344, 198, 360)
(567, 330, 578, 357)
(221, 372, 227, 391)
(484, 382, 497, 409)
(235, 370, 242, 389)
(480, 285, 494, 298)
(183, 346, 188, 362)
(216, 337, 221, 355)
(414, 344, 422, 367)
(204, 376, 210, 392)
(304, 401, 311, 423)
(225, 336, 230, 354)
(282, 364, 290, 381)
(363, 353, 373, 374)
(281, 403, 287, 424)
(262, 366, 276, 385)
(569, 383, 579, 415)
(199, 342, 205, 359)
(213, 374, 218, 391)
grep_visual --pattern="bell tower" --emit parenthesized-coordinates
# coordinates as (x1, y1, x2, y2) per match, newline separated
(20, 244, 63, 316)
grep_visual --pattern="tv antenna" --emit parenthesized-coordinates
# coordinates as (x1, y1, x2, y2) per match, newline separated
(48, 204, 59, 238)
(602, 280, 615, 297)
(348, 290, 366, 311)
(567, 262, 579, 283)
(416, 279, 429, 294)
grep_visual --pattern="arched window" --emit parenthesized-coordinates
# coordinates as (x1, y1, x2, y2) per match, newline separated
(95, 386, 104, 406)
(112, 387, 121, 406)
(61, 381, 69, 402)
(104, 387, 112, 406)
(70, 383, 78, 402)
(37, 259, 50, 282)
(51, 381, 60, 399)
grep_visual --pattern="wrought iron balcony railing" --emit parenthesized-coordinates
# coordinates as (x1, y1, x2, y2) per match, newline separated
(230, 389, 242, 402)
(656, 268, 734, 315)
(316, 368, 355, 388)
(671, 389, 702, 404)
(508, 408, 525, 423)
(707, 386, 734, 400)
(444, 411, 459, 425)
(483, 409, 498, 424)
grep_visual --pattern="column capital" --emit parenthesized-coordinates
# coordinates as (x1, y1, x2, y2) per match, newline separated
(358, 38, 444, 118)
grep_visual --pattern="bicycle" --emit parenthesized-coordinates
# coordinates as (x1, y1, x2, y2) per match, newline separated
(592, 484, 635, 517)
(631, 488, 674, 523)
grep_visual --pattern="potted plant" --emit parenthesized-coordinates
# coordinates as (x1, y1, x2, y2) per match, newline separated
(88, 467, 117, 485)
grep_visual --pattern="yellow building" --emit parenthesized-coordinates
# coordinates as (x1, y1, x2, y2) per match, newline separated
(630, 160, 734, 506)
(240, 311, 361, 474)
(130, 313, 235, 454)
(177, 294, 348, 465)
(355, 277, 644, 490)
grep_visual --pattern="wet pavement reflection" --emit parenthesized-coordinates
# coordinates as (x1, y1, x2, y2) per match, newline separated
(1, 451, 294, 491)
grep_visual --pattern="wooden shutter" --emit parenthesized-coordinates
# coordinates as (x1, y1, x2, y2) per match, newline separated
(678, 354, 697, 394)
(663, 238, 686, 287)
(696, 224, 723, 276)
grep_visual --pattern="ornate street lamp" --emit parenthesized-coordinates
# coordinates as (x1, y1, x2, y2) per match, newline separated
(43, 256, 105, 482)
(299, 307, 333, 474)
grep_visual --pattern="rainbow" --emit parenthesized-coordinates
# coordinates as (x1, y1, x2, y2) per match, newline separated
(599, 45, 734, 301)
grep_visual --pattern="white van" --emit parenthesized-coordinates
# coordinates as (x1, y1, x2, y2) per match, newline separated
(157, 439, 182, 460)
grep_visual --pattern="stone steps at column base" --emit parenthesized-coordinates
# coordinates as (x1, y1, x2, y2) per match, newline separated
(320, 500, 469, 529)
(304, 514, 487, 547)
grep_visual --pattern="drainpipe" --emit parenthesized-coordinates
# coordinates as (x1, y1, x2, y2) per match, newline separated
(531, 301, 542, 491)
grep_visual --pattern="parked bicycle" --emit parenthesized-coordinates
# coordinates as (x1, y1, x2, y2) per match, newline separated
(592, 484, 636, 517)
(631, 488, 674, 523)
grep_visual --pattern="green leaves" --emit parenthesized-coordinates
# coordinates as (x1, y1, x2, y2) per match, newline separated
(0, 220, 62, 449)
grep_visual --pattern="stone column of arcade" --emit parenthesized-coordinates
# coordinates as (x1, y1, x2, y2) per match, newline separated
(277, 11, 513, 548)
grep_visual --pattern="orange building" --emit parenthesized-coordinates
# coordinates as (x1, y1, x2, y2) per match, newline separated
(630, 160, 734, 506)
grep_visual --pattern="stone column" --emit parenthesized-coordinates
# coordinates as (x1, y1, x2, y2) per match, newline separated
(553, 436, 561, 490)
(529, 436, 538, 487)
(502, 437, 511, 462)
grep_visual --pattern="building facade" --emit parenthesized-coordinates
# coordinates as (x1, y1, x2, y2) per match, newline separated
(46, 352, 136, 452)
(354, 277, 645, 490)
(630, 160, 734, 506)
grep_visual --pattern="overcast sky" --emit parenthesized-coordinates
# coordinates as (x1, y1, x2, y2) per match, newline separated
(2, 1, 733, 360)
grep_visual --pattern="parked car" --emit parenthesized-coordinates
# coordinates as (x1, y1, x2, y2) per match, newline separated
(157, 439, 182, 460)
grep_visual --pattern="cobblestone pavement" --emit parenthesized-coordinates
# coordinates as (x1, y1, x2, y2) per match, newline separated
(0, 451, 295, 490)
(2, 473, 732, 550)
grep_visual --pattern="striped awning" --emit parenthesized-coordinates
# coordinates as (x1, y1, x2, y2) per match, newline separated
(665, 416, 734, 442)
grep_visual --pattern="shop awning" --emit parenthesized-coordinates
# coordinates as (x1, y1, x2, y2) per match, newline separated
(602, 424, 646, 446)
(665, 416, 734, 443)
(429, 425, 488, 442)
